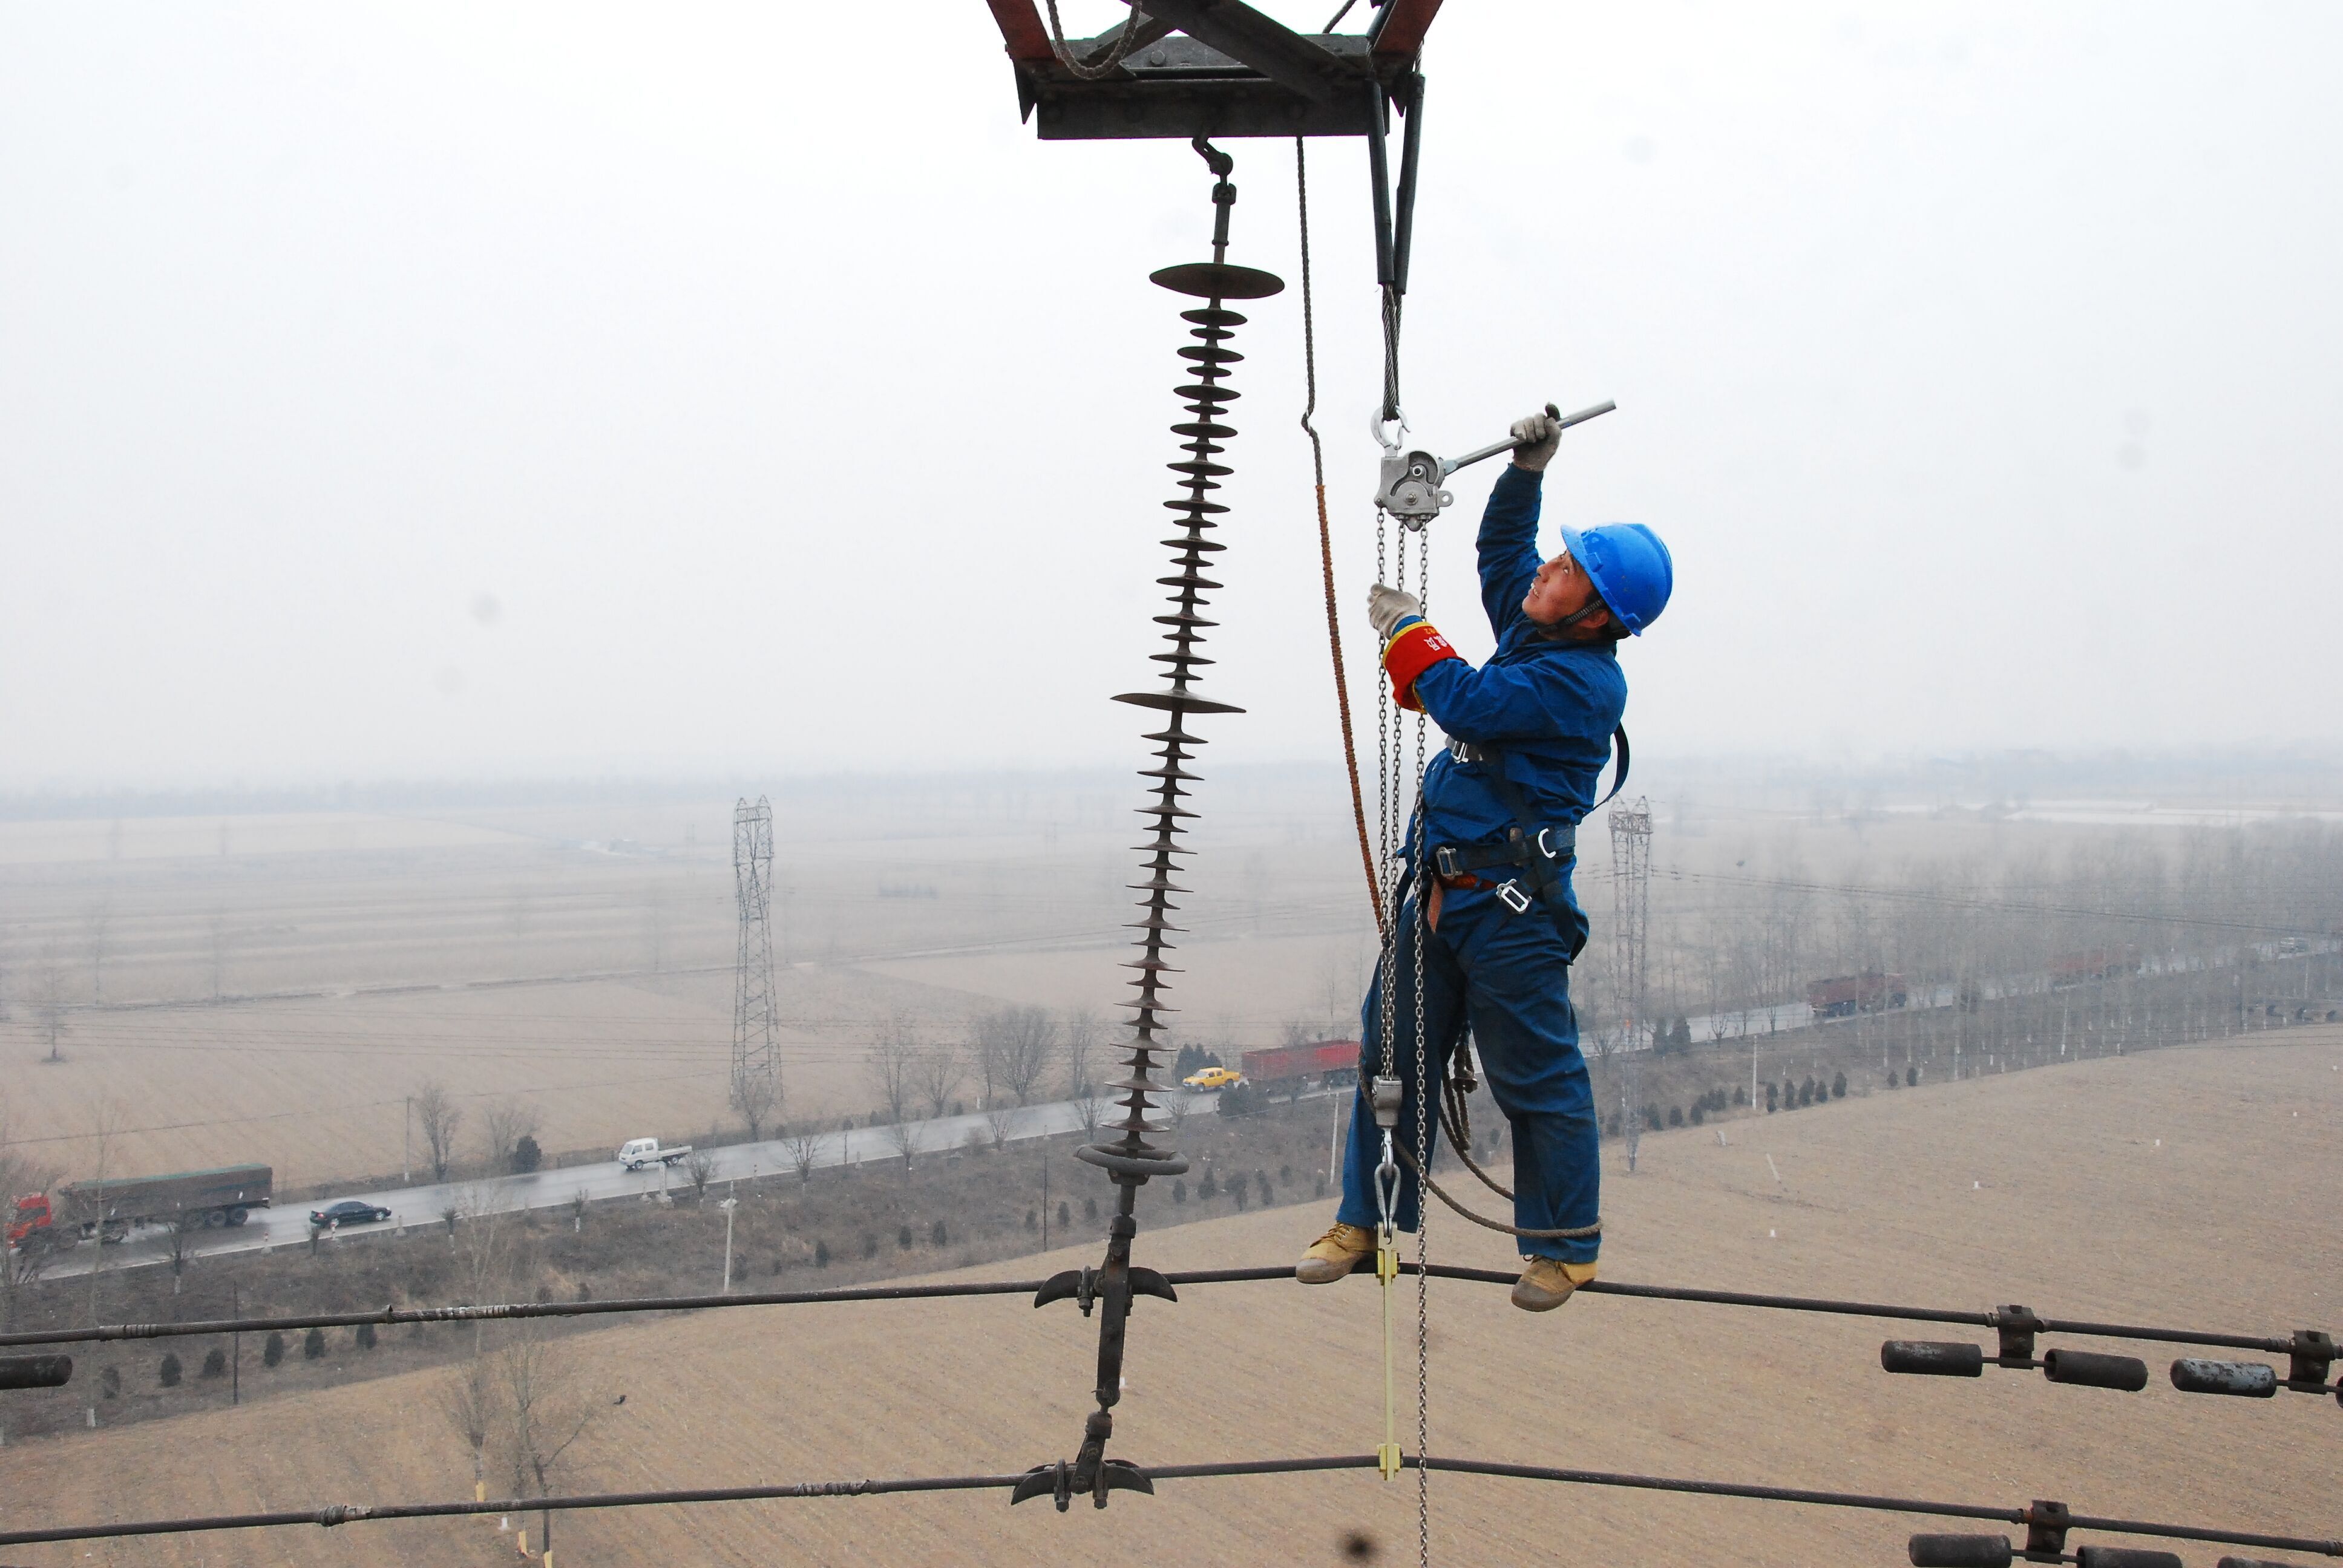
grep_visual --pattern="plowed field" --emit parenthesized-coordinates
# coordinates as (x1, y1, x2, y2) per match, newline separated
(3, 1029, 2337, 1566)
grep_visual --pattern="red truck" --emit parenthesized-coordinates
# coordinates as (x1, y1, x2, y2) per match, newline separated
(1240, 1040, 1360, 1091)
(8, 1164, 274, 1250)
(1806, 973, 1908, 1020)
(2049, 946, 2143, 986)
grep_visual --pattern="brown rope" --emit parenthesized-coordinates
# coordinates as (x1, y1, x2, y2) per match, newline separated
(1420, 1040, 1601, 1238)
(1397, 1137, 1601, 1241)
(1297, 137, 1383, 931)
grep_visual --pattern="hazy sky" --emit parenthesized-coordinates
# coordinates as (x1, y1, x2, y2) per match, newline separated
(4, 3, 2338, 789)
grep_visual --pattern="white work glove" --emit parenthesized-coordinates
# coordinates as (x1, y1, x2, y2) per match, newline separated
(1510, 410, 1562, 472)
(1366, 583, 1423, 642)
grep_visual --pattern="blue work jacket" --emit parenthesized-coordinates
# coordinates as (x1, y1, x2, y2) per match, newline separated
(1403, 465, 1628, 950)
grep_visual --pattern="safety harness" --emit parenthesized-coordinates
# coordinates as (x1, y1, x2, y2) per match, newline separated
(1430, 724, 1629, 946)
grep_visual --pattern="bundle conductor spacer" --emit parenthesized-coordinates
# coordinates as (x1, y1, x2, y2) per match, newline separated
(1881, 1339, 2147, 1391)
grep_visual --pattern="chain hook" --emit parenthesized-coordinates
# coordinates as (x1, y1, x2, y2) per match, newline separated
(1372, 407, 1410, 457)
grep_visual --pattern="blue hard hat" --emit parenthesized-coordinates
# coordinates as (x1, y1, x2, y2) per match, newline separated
(1555, 521, 1673, 635)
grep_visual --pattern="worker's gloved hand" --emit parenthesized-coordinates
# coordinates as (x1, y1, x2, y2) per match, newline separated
(1366, 583, 1423, 642)
(1510, 410, 1562, 472)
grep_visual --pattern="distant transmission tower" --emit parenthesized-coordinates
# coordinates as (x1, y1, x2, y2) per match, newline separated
(1610, 796, 1653, 1174)
(731, 797, 781, 1137)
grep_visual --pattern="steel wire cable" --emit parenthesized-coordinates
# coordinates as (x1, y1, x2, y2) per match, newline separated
(0, 1452, 2332, 1557)
(9, 1261, 2320, 1364)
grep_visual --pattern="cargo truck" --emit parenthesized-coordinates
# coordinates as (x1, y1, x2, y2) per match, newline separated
(7, 1164, 274, 1250)
(1806, 973, 1908, 1019)
(1238, 1040, 1360, 1091)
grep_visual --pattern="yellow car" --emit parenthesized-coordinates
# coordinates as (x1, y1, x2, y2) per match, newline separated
(1182, 1067, 1244, 1091)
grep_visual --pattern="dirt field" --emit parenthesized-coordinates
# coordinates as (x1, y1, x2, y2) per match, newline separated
(2, 1028, 2335, 1566)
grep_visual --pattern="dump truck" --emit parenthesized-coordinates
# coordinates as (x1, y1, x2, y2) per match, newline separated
(8, 1163, 274, 1250)
(1239, 1040, 1360, 1091)
(1806, 973, 1908, 1019)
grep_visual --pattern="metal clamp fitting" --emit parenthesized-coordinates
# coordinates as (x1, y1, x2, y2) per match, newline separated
(1495, 880, 1532, 914)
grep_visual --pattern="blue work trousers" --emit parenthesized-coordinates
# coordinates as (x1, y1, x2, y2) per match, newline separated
(1334, 882, 1602, 1263)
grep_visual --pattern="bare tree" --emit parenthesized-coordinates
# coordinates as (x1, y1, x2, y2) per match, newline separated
(729, 1058, 779, 1143)
(983, 1104, 1021, 1153)
(414, 1080, 464, 1182)
(781, 1122, 829, 1184)
(163, 1205, 205, 1293)
(451, 1181, 517, 1358)
(82, 905, 112, 1004)
(494, 1328, 600, 1561)
(437, 1351, 497, 1502)
(680, 1148, 718, 1201)
(1159, 1085, 1193, 1141)
(30, 962, 68, 1065)
(973, 1005, 1057, 1106)
(911, 1044, 965, 1120)
(206, 910, 231, 1000)
(1072, 1093, 1107, 1141)
(862, 1016, 919, 1128)
(1060, 1006, 1107, 1099)
(882, 1117, 923, 1170)
(479, 1099, 541, 1175)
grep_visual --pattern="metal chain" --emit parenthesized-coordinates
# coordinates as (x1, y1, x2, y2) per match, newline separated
(1409, 543, 1432, 1568)
(1375, 510, 1392, 918)
(1040, 0, 1150, 81)
(1375, 521, 1401, 1087)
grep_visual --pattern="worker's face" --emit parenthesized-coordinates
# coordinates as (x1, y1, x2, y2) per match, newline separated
(1522, 550, 1607, 633)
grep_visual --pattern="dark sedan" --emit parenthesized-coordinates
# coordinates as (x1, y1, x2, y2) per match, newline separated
(309, 1200, 392, 1229)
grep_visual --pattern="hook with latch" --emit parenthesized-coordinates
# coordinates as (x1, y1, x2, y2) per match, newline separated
(1373, 399, 1618, 531)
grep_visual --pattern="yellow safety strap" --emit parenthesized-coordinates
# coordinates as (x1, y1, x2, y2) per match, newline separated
(1376, 1229, 1402, 1478)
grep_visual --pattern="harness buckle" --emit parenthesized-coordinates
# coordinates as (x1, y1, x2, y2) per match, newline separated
(1433, 845, 1463, 880)
(1495, 880, 1532, 915)
(1535, 826, 1555, 859)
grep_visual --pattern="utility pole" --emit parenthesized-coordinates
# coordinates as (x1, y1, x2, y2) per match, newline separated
(1040, 1157, 1050, 1251)
(1609, 798, 1653, 1174)
(732, 799, 781, 1134)
(231, 1282, 240, 1406)
(402, 1096, 411, 1185)
(718, 1197, 738, 1293)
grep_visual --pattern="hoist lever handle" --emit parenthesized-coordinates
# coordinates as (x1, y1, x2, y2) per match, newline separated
(1443, 400, 1617, 476)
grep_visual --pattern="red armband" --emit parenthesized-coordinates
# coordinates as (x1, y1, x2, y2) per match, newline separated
(1381, 618, 1460, 712)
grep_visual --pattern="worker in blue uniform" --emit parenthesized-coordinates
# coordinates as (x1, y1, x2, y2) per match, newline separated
(1296, 408, 1674, 1311)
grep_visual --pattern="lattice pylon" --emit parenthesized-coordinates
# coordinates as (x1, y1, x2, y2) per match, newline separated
(1610, 797, 1653, 1171)
(732, 797, 781, 1128)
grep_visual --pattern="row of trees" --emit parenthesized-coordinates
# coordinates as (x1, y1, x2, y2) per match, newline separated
(859, 1005, 1109, 1128)
(408, 1082, 544, 1182)
(1584, 820, 2343, 1054)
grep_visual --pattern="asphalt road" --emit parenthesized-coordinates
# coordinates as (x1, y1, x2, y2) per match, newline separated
(30, 1089, 1234, 1282)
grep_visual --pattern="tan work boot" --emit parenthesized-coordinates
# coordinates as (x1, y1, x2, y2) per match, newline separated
(1511, 1256, 1598, 1312)
(1296, 1223, 1378, 1284)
